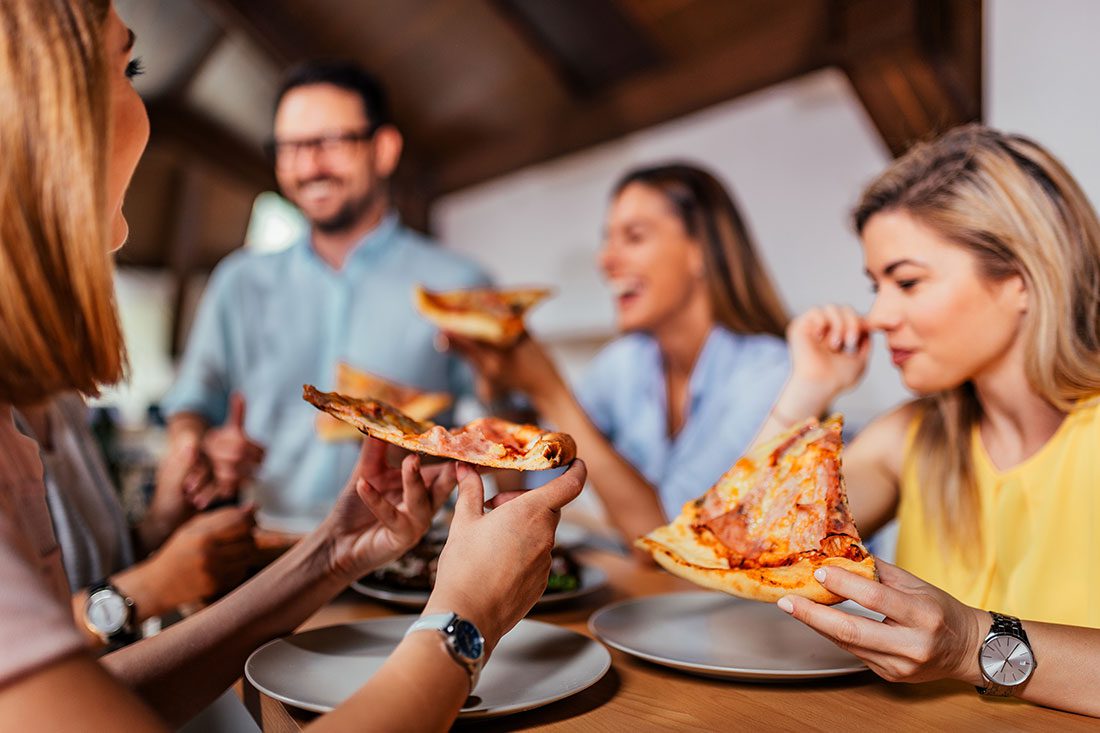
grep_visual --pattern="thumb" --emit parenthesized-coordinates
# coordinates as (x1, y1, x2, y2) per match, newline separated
(453, 462, 485, 520)
(533, 460, 586, 511)
(227, 392, 247, 431)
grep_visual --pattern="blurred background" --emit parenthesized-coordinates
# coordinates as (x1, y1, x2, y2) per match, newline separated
(104, 0, 1095, 443)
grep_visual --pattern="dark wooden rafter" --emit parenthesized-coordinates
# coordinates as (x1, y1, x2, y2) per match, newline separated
(831, 0, 982, 156)
(146, 101, 275, 191)
(492, 0, 663, 96)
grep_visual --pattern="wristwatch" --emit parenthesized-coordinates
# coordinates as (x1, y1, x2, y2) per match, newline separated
(83, 579, 139, 649)
(405, 613, 484, 694)
(976, 611, 1036, 696)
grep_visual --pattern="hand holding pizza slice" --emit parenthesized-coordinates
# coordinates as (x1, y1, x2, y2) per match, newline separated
(413, 285, 552, 347)
(636, 415, 877, 604)
(304, 385, 576, 471)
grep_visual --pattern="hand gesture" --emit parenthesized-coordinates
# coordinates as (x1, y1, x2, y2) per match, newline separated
(322, 437, 457, 581)
(199, 393, 266, 505)
(149, 505, 257, 608)
(444, 333, 562, 404)
(140, 439, 211, 550)
(779, 560, 986, 685)
(423, 460, 586, 654)
(787, 305, 872, 401)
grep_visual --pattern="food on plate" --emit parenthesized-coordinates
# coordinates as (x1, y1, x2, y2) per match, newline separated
(636, 415, 877, 604)
(413, 284, 552, 346)
(304, 385, 576, 470)
(316, 362, 453, 441)
(369, 534, 581, 597)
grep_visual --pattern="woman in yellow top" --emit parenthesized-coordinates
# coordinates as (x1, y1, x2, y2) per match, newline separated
(753, 125, 1100, 716)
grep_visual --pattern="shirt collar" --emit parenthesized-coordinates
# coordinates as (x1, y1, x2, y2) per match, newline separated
(292, 211, 402, 273)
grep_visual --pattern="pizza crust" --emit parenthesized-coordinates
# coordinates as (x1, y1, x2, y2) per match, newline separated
(413, 285, 551, 346)
(637, 538, 878, 605)
(304, 385, 576, 471)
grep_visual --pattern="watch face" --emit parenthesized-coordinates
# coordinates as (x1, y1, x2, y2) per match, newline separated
(451, 619, 484, 662)
(87, 589, 127, 634)
(980, 634, 1034, 686)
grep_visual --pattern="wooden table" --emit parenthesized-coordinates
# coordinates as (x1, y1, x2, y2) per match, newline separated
(244, 550, 1093, 731)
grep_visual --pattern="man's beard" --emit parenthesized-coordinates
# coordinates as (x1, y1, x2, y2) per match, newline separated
(298, 181, 379, 234)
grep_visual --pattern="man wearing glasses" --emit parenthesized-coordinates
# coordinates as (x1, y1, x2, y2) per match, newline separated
(163, 62, 490, 529)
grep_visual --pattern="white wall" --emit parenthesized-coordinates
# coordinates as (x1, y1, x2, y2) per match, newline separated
(434, 68, 907, 426)
(987, 0, 1100, 205)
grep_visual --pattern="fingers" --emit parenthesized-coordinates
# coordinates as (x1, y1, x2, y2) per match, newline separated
(453, 462, 486, 519)
(528, 460, 586, 511)
(779, 594, 895, 652)
(485, 490, 527, 509)
(358, 479, 413, 536)
(400, 454, 433, 522)
(818, 304, 867, 353)
(426, 461, 457, 511)
(199, 505, 256, 542)
(227, 392, 247, 429)
(812, 565, 917, 624)
(354, 435, 389, 479)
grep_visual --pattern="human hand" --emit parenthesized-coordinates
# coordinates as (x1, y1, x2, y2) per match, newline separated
(444, 333, 563, 404)
(148, 505, 257, 609)
(778, 560, 987, 685)
(786, 305, 872, 402)
(423, 460, 586, 654)
(198, 393, 266, 505)
(321, 437, 457, 581)
(140, 438, 211, 550)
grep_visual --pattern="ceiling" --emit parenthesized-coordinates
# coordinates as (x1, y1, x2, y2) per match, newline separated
(116, 0, 982, 275)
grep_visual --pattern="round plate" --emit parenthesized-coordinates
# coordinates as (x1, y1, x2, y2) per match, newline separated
(589, 591, 876, 680)
(245, 617, 611, 719)
(351, 565, 609, 610)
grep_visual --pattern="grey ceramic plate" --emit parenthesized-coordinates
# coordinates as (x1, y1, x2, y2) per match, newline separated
(589, 591, 878, 680)
(351, 565, 609, 610)
(245, 617, 611, 719)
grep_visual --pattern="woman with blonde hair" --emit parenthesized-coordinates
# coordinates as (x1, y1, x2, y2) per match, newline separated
(0, 2, 584, 729)
(757, 124, 1100, 716)
(450, 163, 790, 543)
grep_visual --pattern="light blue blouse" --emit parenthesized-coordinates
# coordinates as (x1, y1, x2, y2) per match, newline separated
(573, 326, 789, 517)
(162, 214, 490, 525)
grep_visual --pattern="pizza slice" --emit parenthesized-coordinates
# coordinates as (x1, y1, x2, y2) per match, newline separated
(413, 285, 552, 346)
(304, 385, 576, 470)
(636, 415, 876, 604)
(317, 362, 453, 441)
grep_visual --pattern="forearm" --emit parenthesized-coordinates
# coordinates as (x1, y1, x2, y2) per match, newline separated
(958, 610, 1100, 717)
(533, 382, 665, 543)
(309, 634, 469, 732)
(750, 377, 835, 449)
(101, 529, 348, 727)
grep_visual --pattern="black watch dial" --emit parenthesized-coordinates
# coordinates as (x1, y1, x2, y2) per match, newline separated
(451, 619, 484, 661)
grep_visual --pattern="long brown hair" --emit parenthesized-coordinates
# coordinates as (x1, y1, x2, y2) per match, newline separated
(0, 0, 126, 406)
(854, 124, 1100, 555)
(612, 164, 788, 338)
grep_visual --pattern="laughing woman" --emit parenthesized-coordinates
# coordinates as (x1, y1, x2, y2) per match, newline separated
(450, 164, 790, 543)
(756, 125, 1100, 717)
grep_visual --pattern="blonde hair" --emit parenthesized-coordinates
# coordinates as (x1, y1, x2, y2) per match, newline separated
(0, 0, 125, 406)
(854, 124, 1100, 554)
(612, 164, 789, 338)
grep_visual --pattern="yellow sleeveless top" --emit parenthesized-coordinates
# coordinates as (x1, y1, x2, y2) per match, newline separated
(895, 396, 1100, 627)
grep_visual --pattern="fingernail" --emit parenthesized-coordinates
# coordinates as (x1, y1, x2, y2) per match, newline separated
(778, 597, 794, 614)
(814, 568, 827, 583)
(844, 335, 859, 353)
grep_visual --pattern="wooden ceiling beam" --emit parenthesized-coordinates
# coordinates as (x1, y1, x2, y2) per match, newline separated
(438, 2, 833, 193)
(832, 0, 982, 156)
(146, 100, 275, 191)
(199, 0, 322, 66)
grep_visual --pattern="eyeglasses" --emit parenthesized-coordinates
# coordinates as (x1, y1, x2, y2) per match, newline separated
(265, 129, 373, 165)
